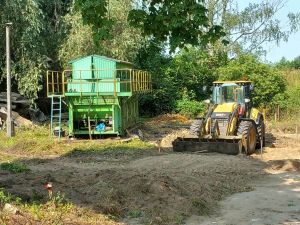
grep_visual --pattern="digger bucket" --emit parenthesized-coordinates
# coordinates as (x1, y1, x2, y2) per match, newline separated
(172, 137, 242, 155)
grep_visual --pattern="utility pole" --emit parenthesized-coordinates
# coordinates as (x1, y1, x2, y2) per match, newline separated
(6, 22, 14, 137)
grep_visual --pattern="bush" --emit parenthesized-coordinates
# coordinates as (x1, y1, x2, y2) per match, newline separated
(176, 99, 206, 118)
(175, 89, 206, 118)
(285, 86, 300, 114)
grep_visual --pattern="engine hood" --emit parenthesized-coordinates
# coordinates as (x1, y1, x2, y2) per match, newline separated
(212, 103, 237, 118)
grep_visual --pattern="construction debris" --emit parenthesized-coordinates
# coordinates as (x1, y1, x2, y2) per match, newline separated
(0, 107, 33, 127)
(0, 92, 30, 112)
(0, 92, 48, 127)
(29, 108, 47, 123)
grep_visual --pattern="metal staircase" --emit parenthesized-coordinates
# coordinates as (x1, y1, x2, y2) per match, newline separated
(50, 95, 62, 138)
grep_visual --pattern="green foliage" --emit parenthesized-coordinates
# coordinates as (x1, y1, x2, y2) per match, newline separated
(128, 0, 226, 52)
(0, 162, 30, 173)
(58, 12, 97, 68)
(167, 48, 225, 99)
(275, 57, 293, 69)
(75, 0, 226, 52)
(136, 41, 177, 116)
(291, 56, 300, 69)
(218, 55, 287, 108)
(0, 189, 13, 205)
(285, 86, 300, 115)
(0, 0, 46, 103)
(128, 210, 143, 218)
(0, 0, 72, 103)
(75, 0, 114, 41)
(60, 0, 143, 67)
(275, 56, 300, 70)
(175, 89, 206, 118)
(207, 0, 300, 56)
(137, 44, 226, 116)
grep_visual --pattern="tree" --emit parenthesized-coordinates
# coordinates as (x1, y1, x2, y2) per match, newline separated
(275, 55, 300, 69)
(0, 0, 73, 103)
(136, 43, 226, 116)
(275, 57, 292, 69)
(218, 54, 287, 108)
(291, 56, 300, 69)
(0, 0, 46, 103)
(206, 0, 300, 56)
(75, 0, 226, 52)
(60, 0, 144, 67)
(167, 47, 226, 100)
(135, 40, 176, 115)
(37, 0, 72, 67)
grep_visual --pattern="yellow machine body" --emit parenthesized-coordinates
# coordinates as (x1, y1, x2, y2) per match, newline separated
(173, 81, 265, 155)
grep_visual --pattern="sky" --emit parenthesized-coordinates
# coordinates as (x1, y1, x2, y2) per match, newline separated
(238, 0, 300, 63)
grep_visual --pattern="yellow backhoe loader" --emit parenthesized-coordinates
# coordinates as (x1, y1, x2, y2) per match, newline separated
(172, 81, 265, 155)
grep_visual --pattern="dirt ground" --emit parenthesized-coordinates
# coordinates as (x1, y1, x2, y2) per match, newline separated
(187, 132, 300, 225)
(0, 115, 299, 225)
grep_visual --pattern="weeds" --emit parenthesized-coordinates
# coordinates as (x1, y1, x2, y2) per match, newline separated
(0, 162, 29, 173)
(128, 210, 144, 218)
(0, 189, 13, 205)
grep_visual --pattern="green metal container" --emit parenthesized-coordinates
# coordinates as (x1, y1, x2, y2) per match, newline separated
(63, 55, 148, 136)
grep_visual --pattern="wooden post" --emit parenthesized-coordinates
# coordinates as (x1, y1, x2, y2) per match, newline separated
(277, 105, 280, 121)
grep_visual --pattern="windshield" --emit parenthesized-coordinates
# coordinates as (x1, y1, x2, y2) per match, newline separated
(212, 84, 244, 104)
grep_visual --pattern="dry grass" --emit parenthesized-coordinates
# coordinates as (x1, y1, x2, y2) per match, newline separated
(282, 69, 300, 88)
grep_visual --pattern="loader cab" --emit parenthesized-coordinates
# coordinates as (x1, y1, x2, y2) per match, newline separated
(212, 83, 243, 104)
(212, 81, 253, 115)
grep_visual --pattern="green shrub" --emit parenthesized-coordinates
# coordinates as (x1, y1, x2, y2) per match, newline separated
(284, 85, 300, 116)
(175, 89, 206, 118)
(176, 99, 206, 118)
(218, 54, 287, 108)
(0, 162, 30, 173)
(0, 189, 13, 204)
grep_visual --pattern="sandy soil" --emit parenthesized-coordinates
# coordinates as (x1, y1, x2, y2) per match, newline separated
(186, 132, 300, 225)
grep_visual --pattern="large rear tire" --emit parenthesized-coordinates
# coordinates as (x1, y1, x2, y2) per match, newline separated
(190, 119, 204, 136)
(237, 121, 257, 155)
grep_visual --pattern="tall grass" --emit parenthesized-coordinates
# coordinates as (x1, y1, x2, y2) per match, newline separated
(267, 69, 300, 130)
(282, 69, 300, 88)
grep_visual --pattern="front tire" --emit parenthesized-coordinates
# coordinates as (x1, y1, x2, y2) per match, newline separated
(237, 121, 257, 155)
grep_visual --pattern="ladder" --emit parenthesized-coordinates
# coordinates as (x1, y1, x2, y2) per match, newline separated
(50, 95, 62, 138)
